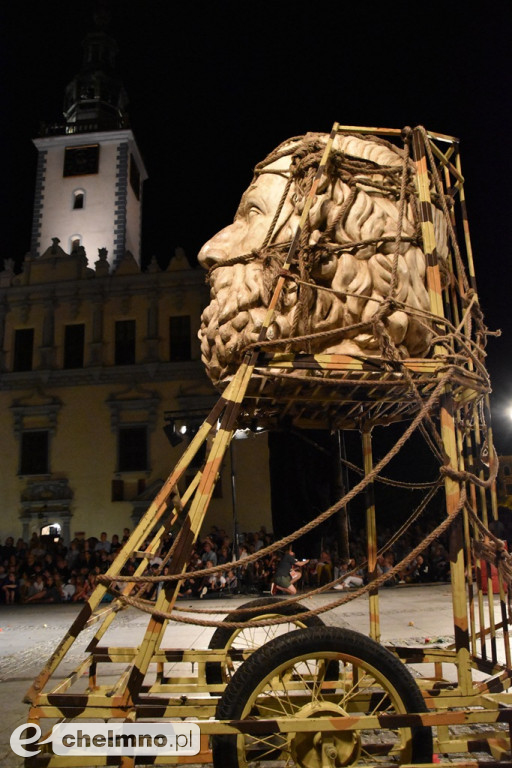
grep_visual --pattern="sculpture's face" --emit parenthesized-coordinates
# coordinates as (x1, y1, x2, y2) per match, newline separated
(198, 134, 438, 384)
(199, 157, 295, 268)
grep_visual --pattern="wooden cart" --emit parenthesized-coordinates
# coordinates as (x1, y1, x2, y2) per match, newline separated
(22, 125, 511, 768)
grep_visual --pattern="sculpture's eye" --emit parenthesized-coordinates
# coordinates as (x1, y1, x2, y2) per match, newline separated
(246, 201, 264, 218)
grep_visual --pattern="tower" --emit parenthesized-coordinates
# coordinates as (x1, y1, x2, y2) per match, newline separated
(30, 14, 147, 270)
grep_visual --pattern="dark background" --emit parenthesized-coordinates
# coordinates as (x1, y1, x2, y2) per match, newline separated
(1, 0, 511, 452)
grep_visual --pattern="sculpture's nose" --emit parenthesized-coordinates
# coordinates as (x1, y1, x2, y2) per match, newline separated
(198, 226, 232, 269)
(198, 242, 228, 269)
(198, 221, 244, 269)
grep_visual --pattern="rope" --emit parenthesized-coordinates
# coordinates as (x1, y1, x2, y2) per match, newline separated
(339, 455, 439, 489)
(108, 486, 467, 628)
(99, 368, 456, 594)
(169, 478, 444, 617)
(261, 176, 293, 249)
(102, 128, 498, 629)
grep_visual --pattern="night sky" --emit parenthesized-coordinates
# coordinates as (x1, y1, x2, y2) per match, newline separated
(2, 1, 512, 450)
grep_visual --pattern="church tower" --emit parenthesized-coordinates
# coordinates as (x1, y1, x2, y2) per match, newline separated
(31, 13, 147, 270)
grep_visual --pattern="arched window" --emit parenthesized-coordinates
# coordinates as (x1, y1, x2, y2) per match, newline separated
(72, 189, 85, 209)
(41, 522, 62, 541)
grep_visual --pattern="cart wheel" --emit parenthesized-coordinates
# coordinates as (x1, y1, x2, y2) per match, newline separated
(206, 596, 325, 686)
(213, 626, 432, 768)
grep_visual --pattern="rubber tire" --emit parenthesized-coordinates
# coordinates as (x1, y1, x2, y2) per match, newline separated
(206, 596, 325, 687)
(213, 625, 432, 767)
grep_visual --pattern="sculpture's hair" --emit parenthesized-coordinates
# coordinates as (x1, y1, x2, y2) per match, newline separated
(200, 132, 448, 382)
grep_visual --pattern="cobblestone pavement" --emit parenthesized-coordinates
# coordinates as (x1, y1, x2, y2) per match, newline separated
(0, 586, 506, 766)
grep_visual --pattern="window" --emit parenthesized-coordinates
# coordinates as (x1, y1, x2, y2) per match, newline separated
(118, 426, 148, 472)
(20, 431, 49, 475)
(169, 315, 191, 361)
(63, 144, 99, 177)
(13, 328, 34, 371)
(63, 324, 85, 369)
(73, 190, 85, 209)
(115, 320, 136, 365)
(41, 523, 61, 539)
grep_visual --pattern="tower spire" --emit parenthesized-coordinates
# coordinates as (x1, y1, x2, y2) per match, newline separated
(63, 9, 128, 131)
(32, 5, 146, 269)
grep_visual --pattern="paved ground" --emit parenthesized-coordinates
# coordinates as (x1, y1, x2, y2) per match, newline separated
(0, 584, 502, 766)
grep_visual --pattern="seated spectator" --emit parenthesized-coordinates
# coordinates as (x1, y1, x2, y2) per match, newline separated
(2, 568, 19, 604)
(216, 545, 230, 565)
(316, 550, 333, 586)
(225, 569, 238, 593)
(97, 550, 110, 573)
(73, 573, 97, 602)
(198, 560, 219, 598)
(376, 551, 398, 586)
(71, 576, 86, 602)
(95, 532, 111, 554)
(25, 575, 63, 603)
(62, 576, 77, 601)
(66, 540, 81, 569)
(179, 573, 201, 598)
(55, 556, 70, 582)
(333, 559, 364, 590)
(25, 572, 45, 600)
(201, 541, 217, 567)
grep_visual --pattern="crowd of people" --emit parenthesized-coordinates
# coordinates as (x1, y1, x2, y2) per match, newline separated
(0, 521, 456, 606)
(0, 529, 135, 605)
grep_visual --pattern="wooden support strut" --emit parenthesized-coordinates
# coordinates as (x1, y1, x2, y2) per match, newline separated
(412, 126, 472, 695)
(362, 428, 380, 643)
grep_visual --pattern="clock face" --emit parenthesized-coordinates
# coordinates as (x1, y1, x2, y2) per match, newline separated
(63, 145, 100, 177)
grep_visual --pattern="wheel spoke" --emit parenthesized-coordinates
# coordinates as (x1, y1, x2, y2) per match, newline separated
(213, 626, 431, 768)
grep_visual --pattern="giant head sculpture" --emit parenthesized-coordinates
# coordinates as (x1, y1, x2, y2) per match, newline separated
(198, 131, 448, 385)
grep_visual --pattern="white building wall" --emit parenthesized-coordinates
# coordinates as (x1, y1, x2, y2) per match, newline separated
(33, 131, 147, 270)
(38, 142, 117, 261)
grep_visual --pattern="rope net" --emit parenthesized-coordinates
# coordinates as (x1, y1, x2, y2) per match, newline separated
(97, 125, 501, 629)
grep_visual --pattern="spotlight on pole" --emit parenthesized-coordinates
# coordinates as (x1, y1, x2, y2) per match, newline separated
(163, 419, 184, 447)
